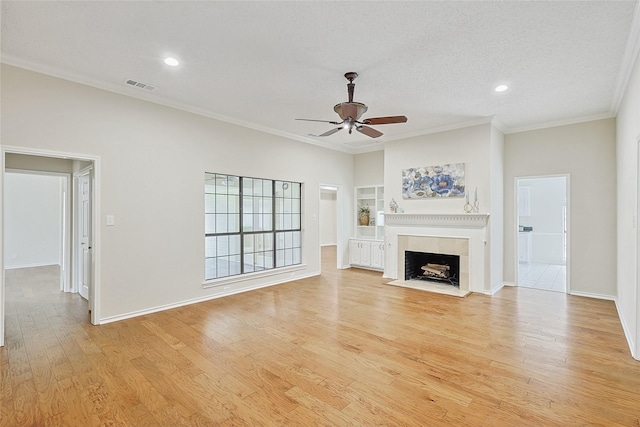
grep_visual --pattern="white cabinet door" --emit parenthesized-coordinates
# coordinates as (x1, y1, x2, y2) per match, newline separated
(350, 239, 385, 270)
(370, 242, 384, 269)
(349, 240, 361, 265)
(360, 241, 371, 266)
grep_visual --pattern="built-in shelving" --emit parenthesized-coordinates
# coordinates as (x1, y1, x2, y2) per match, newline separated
(355, 185, 384, 240)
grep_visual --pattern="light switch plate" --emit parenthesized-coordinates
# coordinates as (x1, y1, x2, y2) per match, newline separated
(106, 215, 115, 226)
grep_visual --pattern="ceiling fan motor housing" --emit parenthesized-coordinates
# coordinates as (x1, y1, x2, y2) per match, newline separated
(334, 102, 368, 121)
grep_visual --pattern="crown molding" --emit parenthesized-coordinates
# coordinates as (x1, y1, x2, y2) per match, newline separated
(503, 112, 615, 135)
(611, 0, 640, 113)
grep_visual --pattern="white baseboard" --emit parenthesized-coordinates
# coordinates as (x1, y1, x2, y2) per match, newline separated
(485, 282, 506, 295)
(99, 271, 319, 325)
(614, 298, 639, 361)
(569, 290, 616, 301)
(5, 262, 60, 270)
(320, 243, 337, 247)
(502, 282, 517, 287)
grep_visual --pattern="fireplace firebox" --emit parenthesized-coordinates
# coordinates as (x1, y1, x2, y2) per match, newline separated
(404, 250, 460, 287)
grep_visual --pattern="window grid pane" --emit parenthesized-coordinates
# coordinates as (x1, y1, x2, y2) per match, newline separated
(243, 232, 275, 272)
(206, 174, 300, 280)
(275, 230, 301, 268)
(275, 181, 302, 232)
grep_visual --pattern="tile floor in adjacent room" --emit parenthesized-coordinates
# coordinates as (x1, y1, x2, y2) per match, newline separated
(518, 262, 567, 293)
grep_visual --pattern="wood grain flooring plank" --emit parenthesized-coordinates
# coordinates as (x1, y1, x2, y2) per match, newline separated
(129, 355, 201, 419)
(56, 376, 102, 427)
(11, 378, 38, 427)
(247, 351, 350, 411)
(29, 355, 68, 420)
(0, 357, 17, 427)
(167, 371, 234, 424)
(117, 358, 192, 426)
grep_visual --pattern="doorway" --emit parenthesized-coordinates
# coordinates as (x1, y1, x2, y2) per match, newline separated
(516, 175, 569, 293)
(319, 184, 342, 271)
(1, 147, 100, 347)
(4, 170, 69, 289)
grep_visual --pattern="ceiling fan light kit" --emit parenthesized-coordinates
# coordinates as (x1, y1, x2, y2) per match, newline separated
(296, 72, 407, 139)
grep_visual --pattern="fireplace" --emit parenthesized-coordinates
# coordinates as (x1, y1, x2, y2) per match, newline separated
(404, 250, 460, 287)
(384, 213, 490, 295)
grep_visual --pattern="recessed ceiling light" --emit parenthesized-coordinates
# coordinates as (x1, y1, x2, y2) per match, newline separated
(495, 84, 508, 92)
(164, 57, 179, 67)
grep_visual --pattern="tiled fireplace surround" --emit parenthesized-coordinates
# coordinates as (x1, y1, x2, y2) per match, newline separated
(384, 213, 490, 294)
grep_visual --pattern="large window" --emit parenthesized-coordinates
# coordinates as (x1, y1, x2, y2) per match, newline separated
(205, 173, 302, 281)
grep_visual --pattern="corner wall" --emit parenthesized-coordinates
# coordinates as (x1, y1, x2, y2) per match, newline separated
(504, 119, 617, 298)
(489, 125, 504, 292)
(616, 40, 640, 360)
(354, 150, 384, 188)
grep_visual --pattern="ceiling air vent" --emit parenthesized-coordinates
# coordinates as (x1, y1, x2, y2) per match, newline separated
(124, 79, 157, 91)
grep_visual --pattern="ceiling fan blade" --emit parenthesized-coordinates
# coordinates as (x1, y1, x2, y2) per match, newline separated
(362, 115, 408, 125)
(356, 125, 383, 138)
(296, 118, 341, 125)
(314, 127, 343, 137)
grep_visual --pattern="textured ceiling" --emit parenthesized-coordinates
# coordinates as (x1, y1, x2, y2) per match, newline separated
(2, 1, 638, 153)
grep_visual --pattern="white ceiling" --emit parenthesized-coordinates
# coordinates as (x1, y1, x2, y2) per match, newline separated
(2, 1, 639, 153)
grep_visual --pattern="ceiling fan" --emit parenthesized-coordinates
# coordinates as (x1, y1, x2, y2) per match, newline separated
(296, 72, 408, 139)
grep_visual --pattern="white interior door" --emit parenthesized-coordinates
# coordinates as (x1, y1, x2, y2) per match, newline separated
(78, 172, 91, 300)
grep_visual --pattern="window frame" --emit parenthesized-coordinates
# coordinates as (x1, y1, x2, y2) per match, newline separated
(204, 173, 302, 283)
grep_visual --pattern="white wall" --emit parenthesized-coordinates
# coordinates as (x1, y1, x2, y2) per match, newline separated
(1, 64, 355, 322)
(504, 119, 617, 298)
(354, 150, 384, 187)
(616, 39, 640, 359)
(384, 124, 493, 215)
(518, 176, 566, 264)
(319, 189, 337, 246)
(4, 172, 63, 269)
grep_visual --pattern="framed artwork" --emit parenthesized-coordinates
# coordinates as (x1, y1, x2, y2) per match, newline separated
(402, 163, 465, 199)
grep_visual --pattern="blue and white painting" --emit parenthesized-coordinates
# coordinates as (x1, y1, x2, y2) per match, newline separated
(402, 163, 465, 199)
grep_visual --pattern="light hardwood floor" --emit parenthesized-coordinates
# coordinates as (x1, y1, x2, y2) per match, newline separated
(2, 247, 639, 426)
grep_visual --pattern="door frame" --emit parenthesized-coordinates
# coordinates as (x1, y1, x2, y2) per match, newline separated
(319, 183, 345, 270)
(636, 135, 640, 359)
(1, 145, 101, 347)
(514, 174, 570, 293)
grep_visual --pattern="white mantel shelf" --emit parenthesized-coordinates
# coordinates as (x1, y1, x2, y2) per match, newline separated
(384, 213, 490, 229)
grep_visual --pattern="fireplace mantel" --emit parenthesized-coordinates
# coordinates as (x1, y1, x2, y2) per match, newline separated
(385, 213, 489, 229)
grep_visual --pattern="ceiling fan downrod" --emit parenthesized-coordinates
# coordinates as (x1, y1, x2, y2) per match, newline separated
(345, 72, 358, 103)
